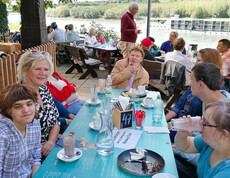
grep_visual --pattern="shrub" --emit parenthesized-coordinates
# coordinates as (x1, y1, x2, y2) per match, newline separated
(104, 8, 126, 19)
(215, 5, 229, 18)
(56, 6, 70, 17)
(191, 8, 210, 18)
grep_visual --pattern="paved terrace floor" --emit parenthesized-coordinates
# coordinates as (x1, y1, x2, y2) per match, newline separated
(56, 63, 108, 101)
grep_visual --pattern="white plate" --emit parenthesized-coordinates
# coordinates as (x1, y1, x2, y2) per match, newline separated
(141, 102, 154, 109)
(89, 121, 100, 131)
(57, 148, 82, 162)
(152, 173, 177, 178)
(86, 99, 101, 105)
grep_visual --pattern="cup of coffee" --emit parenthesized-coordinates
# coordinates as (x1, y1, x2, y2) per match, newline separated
(144, 97, 154, 107)
(63, 131, 75, 158)
(138, 85, 145, 95)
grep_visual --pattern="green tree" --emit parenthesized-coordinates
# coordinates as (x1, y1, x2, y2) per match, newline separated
(215, 5, 229, 18)
(0, 1, 9, 41)
(191, 8, 210, 18)
(2, 0, 73, 11)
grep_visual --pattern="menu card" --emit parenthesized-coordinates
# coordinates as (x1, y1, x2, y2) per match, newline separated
(112, 127, 143, 149)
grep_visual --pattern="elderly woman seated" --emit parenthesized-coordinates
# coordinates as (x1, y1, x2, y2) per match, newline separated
(175, 101, 230, 178)
(111, 46, 149, 89)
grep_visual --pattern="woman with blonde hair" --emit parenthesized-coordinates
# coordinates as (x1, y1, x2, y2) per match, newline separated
(196, 48, 222, 69)
(17, 51, 60, 157)
(84, 28, 97, 56)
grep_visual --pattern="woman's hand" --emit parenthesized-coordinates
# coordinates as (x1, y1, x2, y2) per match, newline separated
(68, 113, 75, 120)
(42, 140, 56, 157)
(177, 115, 193, 137)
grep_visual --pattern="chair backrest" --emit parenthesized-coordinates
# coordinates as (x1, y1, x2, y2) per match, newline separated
(143, 59, 162, 77)
(64, 45, 87, 66)
(56, 42, 70, 53)
(75, 40, 84, 46)
(160, 60, 186, 96)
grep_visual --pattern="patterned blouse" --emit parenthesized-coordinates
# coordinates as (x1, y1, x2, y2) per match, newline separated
(37, 84, 60, 143)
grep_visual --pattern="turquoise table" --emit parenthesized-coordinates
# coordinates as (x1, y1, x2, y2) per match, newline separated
(34, 90, 178, 178)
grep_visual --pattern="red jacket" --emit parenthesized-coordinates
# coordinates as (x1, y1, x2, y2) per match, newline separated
(46, 72, 76, 108)
(120, 12, 137, 43)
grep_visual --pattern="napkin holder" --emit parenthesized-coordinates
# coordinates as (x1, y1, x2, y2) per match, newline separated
(113, 107, 133, 129)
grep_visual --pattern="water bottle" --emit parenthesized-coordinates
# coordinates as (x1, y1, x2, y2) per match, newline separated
(105, 75, 112, 95)
(96, 109, 114, 156)
(108, 37, 113, 47)
(152, 95, 163, 123)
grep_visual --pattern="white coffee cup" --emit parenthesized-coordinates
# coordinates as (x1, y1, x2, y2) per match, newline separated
(144, 97, 154, 107)
(138, 85, 145, 95)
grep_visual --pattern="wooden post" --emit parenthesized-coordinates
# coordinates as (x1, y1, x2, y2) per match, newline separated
(20, 0, 48, 49)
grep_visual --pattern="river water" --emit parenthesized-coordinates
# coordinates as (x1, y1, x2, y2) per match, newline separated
(8, 13, 230, 50)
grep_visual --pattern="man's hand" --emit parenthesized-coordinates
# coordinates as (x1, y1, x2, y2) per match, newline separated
(158, 50, 165, 54)
(42, 140, 55, 157)
(135, 29, 141, 34)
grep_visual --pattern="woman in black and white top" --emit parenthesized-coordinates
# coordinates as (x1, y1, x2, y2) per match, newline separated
(17, 50, 60, 157)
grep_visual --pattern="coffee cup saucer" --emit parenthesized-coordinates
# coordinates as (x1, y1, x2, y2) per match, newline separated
(57, 148, 82, 162)
(141, 102, 154, 109)
(86, 99, 101, 105)
(89, 121, 100, 131)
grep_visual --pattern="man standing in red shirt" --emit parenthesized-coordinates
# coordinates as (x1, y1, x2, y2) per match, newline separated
(120, 2, 141, 59)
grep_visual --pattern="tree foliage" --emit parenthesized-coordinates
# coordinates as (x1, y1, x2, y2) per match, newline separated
(2, 0, 73, 12)
(0, 1, 9, 34)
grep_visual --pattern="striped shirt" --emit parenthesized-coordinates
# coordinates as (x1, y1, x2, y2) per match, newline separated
(0, 115, 41, 177)
(221, 49, 230, 79)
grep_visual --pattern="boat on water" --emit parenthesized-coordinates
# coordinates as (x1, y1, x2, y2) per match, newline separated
(151, 16, 230, 35)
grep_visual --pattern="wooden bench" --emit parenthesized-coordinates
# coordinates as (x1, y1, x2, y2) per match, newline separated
(64, 45, 102, 79)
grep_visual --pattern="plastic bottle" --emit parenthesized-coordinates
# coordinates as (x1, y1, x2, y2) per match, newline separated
(105, 75, 112, 95)
(152, 95, 163, 123)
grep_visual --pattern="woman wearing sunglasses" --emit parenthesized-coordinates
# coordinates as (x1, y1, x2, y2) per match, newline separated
(175, 100, 230, 178)
(17, 51, 63, 158)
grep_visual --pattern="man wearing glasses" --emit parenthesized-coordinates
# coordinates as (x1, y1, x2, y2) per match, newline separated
(175, 62, 230, 178)
(120, 2, 141, 59)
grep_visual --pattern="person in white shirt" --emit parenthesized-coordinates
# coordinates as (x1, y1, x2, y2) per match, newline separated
(84, 28, 97, 57)
(165, 37, 193, 84)
(48, 22, 66, 42)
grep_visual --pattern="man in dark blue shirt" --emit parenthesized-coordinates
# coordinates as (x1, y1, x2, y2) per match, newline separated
(160, 31, 186, 55)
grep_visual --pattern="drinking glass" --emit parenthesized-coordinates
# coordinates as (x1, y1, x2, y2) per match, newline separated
(90, 87, 98, 104)
(63, 131, 75, 158)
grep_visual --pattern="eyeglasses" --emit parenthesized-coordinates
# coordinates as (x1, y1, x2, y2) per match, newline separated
(202, 117, 218, 129)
